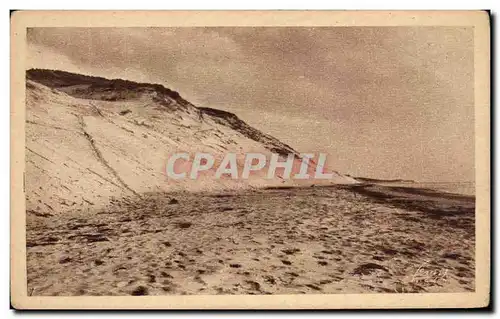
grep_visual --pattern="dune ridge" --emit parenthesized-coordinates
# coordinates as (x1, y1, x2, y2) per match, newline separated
(25, 69, 355, 215)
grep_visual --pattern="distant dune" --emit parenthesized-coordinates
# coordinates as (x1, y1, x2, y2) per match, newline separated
(351, 176, 416, 184)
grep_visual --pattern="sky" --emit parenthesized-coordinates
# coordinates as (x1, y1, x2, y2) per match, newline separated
(26, 27, 475, 182)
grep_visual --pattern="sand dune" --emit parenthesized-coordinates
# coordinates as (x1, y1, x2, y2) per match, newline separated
(26, 69, 355, 216)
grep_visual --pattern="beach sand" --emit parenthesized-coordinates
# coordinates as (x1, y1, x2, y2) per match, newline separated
(26, 184, 475, 296)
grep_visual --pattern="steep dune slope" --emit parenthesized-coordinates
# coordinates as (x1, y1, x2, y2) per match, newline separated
(26, 69, 355, 215)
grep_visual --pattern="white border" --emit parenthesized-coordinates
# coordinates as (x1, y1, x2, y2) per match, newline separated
(3, 2, 497, 318)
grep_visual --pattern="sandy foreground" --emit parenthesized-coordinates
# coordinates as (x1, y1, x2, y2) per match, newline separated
(26, 184, 475, 296)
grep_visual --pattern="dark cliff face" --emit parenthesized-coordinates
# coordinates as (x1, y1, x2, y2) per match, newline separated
(26, 68, 298, 157)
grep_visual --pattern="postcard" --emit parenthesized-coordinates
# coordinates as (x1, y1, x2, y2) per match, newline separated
(10, 10, 490, 309)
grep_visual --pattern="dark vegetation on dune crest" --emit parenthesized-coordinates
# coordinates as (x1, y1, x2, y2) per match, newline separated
(26, 68, 298, 157)
(199, 107, 297, 157)
(27, 68, 184, 101)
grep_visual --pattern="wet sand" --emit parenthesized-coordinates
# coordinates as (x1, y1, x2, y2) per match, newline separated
(26, 184, 475, 296)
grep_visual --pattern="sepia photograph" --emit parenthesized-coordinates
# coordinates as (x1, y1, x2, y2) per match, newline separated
(10, 11, 490, 309)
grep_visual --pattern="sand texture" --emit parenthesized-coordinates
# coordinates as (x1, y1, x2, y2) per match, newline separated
(27, 184, 475, 296)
